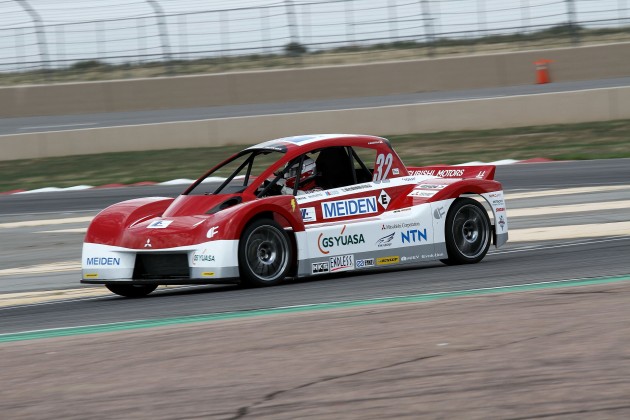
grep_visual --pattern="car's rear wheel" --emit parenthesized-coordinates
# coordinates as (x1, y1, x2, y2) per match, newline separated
(239, 218, 292, 287)
(441, 197, 491, 265)
(106, 284, 158, 298)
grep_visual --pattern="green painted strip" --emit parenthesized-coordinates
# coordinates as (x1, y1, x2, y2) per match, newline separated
(2, 275, 629, 343)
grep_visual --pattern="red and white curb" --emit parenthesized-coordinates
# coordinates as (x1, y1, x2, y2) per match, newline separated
(0, 158, 552, 196)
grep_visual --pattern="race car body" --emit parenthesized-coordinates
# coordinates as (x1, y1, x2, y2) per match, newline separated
(82, 134, 508, 297)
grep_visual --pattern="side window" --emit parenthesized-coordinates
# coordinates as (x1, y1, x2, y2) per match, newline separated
(189, 150, 281, 195)
(314, 147, 356, 189)
(349, 146, 376, 184)
(350, 146, 396, 182)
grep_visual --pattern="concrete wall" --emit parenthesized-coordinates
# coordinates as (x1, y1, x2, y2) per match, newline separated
(1, 42, 629, 118)
(2, 86, 629, 161)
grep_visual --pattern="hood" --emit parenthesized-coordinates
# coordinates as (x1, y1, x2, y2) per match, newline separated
(119, 194, 244, 249)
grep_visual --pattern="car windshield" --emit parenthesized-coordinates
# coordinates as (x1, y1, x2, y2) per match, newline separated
(187, 149, 284, 195)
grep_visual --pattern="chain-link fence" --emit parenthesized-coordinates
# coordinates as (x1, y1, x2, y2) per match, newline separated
(1, 0, 629, 84)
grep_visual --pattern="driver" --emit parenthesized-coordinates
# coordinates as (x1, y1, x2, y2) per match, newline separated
(276, 157, 321, 195)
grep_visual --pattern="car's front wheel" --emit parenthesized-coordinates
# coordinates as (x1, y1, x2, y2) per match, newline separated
(441, 197, 491, 265)
(106, 284, 158, 298)
(238, 218, 292, 287)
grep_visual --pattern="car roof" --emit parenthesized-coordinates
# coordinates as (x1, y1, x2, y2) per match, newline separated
(247, 134, 389, 153)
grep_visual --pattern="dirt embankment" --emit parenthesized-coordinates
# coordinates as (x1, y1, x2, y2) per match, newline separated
(2, 281, 630, 419)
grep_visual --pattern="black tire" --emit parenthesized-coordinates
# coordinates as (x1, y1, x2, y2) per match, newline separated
(106, 284, 157, 298)
(238, 218, 293, 287)
(441, 197, 491, 265)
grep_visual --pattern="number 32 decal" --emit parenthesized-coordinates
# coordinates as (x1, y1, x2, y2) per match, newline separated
(374, 153, 393, 182)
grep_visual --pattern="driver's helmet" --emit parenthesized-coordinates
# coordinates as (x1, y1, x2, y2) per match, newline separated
(285, 157, 317, 190)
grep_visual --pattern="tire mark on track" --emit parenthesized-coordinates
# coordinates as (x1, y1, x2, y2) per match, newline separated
(229, 355, 440, 420)
(229, 327, 574, 419)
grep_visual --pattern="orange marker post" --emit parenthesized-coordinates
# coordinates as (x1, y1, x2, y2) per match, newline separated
(534, 59, 553, 84)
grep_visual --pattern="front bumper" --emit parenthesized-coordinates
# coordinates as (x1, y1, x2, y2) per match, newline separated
(81, 240, 240, 284)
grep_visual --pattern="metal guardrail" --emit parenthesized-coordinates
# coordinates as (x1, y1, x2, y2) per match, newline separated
(1, 0, 629, 80)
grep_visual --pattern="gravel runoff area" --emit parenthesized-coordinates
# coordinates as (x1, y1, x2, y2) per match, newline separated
(2, 280, 630, 419)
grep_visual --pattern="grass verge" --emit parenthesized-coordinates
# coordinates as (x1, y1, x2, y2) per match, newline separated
(1, 119, 629, 192)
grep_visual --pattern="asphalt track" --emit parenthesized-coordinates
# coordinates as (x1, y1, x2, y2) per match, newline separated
(1, 159, 629, 336)
(2, 158, 629, 215)
(2, 77, 630, 135)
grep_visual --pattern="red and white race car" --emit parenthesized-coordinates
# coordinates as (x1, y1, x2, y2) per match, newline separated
(82, 134, 508, 297)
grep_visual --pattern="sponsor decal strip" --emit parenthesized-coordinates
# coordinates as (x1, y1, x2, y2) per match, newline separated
(147, 220, 173, 229)
(408, 169, 466, 177)
(300, 207, 317, 222)
(322, 197, 378, 219)
(376, 256, 400, 266)
(328, 254, 354, 272)
(298, 177, 420, 204)
(85, 257, 120, 266)
(355, 258, 375, 268)
(311, 261, 329, 274)
(317, 225, 366, 255)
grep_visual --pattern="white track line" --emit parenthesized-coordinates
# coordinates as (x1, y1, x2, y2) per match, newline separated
(492, 236, 630, 255)
(0, 261, 81, 276)
(0, 285, 199, 310)
(505, 185, 630, 200)
(507, 199, 630, 217)
(0, 216, 93, 228)
(18, 123, 97, 130)
(38, 228, 87, 234)
(510, 221, 630, 242)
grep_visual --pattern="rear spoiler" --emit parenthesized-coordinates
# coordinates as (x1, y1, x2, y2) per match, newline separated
(406, 165, 496, 180)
